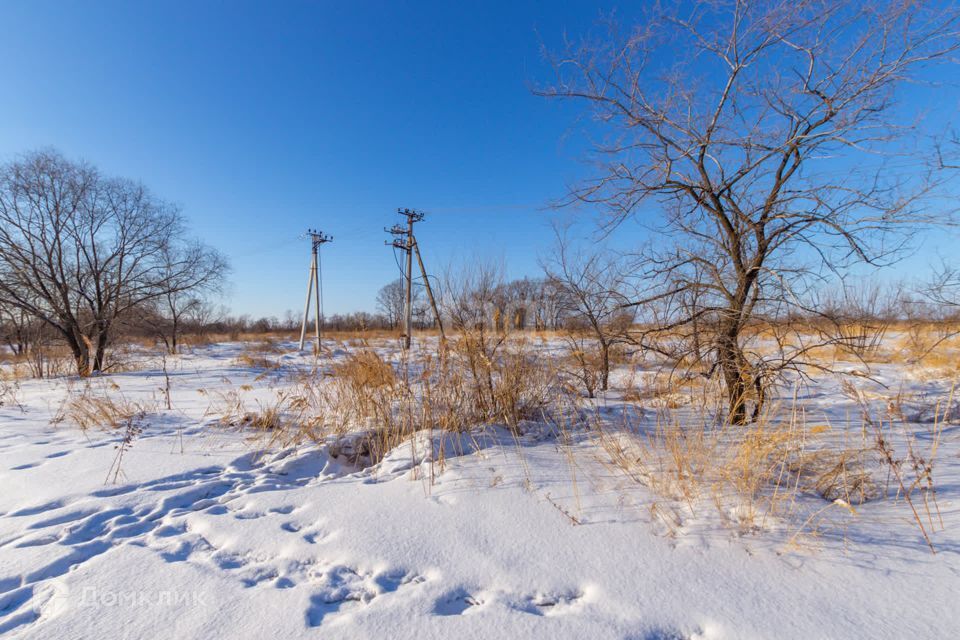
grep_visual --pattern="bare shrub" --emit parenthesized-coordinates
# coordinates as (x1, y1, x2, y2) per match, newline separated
(0, 377, 23, 412)
(821, 282, 899, 361)
(560, 341, 603, 399)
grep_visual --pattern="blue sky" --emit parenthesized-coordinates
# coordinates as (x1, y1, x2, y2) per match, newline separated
(1, 1, 956, 317)
(0, 0, 624, 318)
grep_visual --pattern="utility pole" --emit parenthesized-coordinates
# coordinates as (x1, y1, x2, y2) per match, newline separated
(298, 229, 333, 352)
(386, 208, 444, 349)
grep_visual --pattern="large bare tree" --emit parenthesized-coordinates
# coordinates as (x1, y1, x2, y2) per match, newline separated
(540, 0, 959, 424)
(0, 150, 230, 374)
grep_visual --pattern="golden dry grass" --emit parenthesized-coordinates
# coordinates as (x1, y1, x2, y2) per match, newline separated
(593, 387, 945, 550)
(233, 339, 284, 371)
(52, 381, 147, 431)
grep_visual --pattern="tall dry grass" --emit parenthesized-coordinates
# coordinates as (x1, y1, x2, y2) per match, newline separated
(207, 334, 564, 469)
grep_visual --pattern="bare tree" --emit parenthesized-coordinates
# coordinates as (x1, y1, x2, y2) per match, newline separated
(923, 261, 960, 319)
(539, 1, 959, 423)
(536, 278, 573, 331)
(543, 228, 633, 394)
(441, 261, 510, 415)
(0, 304, 38, 357)
(153, 242, 229, 354)
(0, 150, 230, 375)
(376, 279, 422, 330)
(184, 300, 228, 337)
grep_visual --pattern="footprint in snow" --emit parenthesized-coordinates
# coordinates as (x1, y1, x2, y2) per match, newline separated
(0, 586, 39, 635)
(517, 590, 584, 616)
(212, 552, 250, 570)
(269, 505, 296, 515)
(628, 627, 697, 640)
(433, 588, 483, 616)
(239, 566, 280, 588)
(0, 583, 58, 636)
(14, 534, 60, 549)
(234, 510, 266, 520)
(303, 568, 424, 627)
(302, 527, 332, 545)
(90, 485, 137, 498)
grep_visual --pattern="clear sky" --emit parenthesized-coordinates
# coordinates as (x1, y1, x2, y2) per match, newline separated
(1, 1, 956, 318)
(0, 0, 627, 318)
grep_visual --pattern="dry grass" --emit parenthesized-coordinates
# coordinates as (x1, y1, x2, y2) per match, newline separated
(622, 371, 711, 410)
(1, 339, 156, 379)
(234, 339, 284, 371)
(204, 380, 328, 450)
(52, 381, 147, 431)
(332, 350, 396, 395)
(206, 334, 565, 471)
(594, 386, 945, 550)
(0, 347, 75, 379)
(318, 338, 559, 465)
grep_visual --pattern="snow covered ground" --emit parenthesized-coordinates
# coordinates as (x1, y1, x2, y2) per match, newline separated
(0, 340, 958, 639)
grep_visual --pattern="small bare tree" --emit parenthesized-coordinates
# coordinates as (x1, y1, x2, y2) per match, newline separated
(543, 228, 633, 394)
(376, 279, 423, 330)
(539, 1, 959, 423)
(441, 262, 511, 415)
(0, 304, 40, 357)
(154, 242, 228, 354)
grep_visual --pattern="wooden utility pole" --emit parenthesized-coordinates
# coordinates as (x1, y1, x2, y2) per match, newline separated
(386, 208, 444, 349)
(298, 229, 333, 352)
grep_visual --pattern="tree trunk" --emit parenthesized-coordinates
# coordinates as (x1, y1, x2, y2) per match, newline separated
(718, 328, 748, 426)
(171, 316, 179, 354)
(65, 331, 91, 377)
(720, 358, 747, 425)
(92, 326, 110, 373)
(600, 341, 610, 392)
(750, 373, 766, 423)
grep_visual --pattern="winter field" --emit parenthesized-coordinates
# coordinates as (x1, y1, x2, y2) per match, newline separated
(0, 332, 957, 640)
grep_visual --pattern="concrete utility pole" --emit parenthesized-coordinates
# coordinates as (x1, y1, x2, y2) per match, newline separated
(298, 229, 333, 352)
(386, 208, 444, 349)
